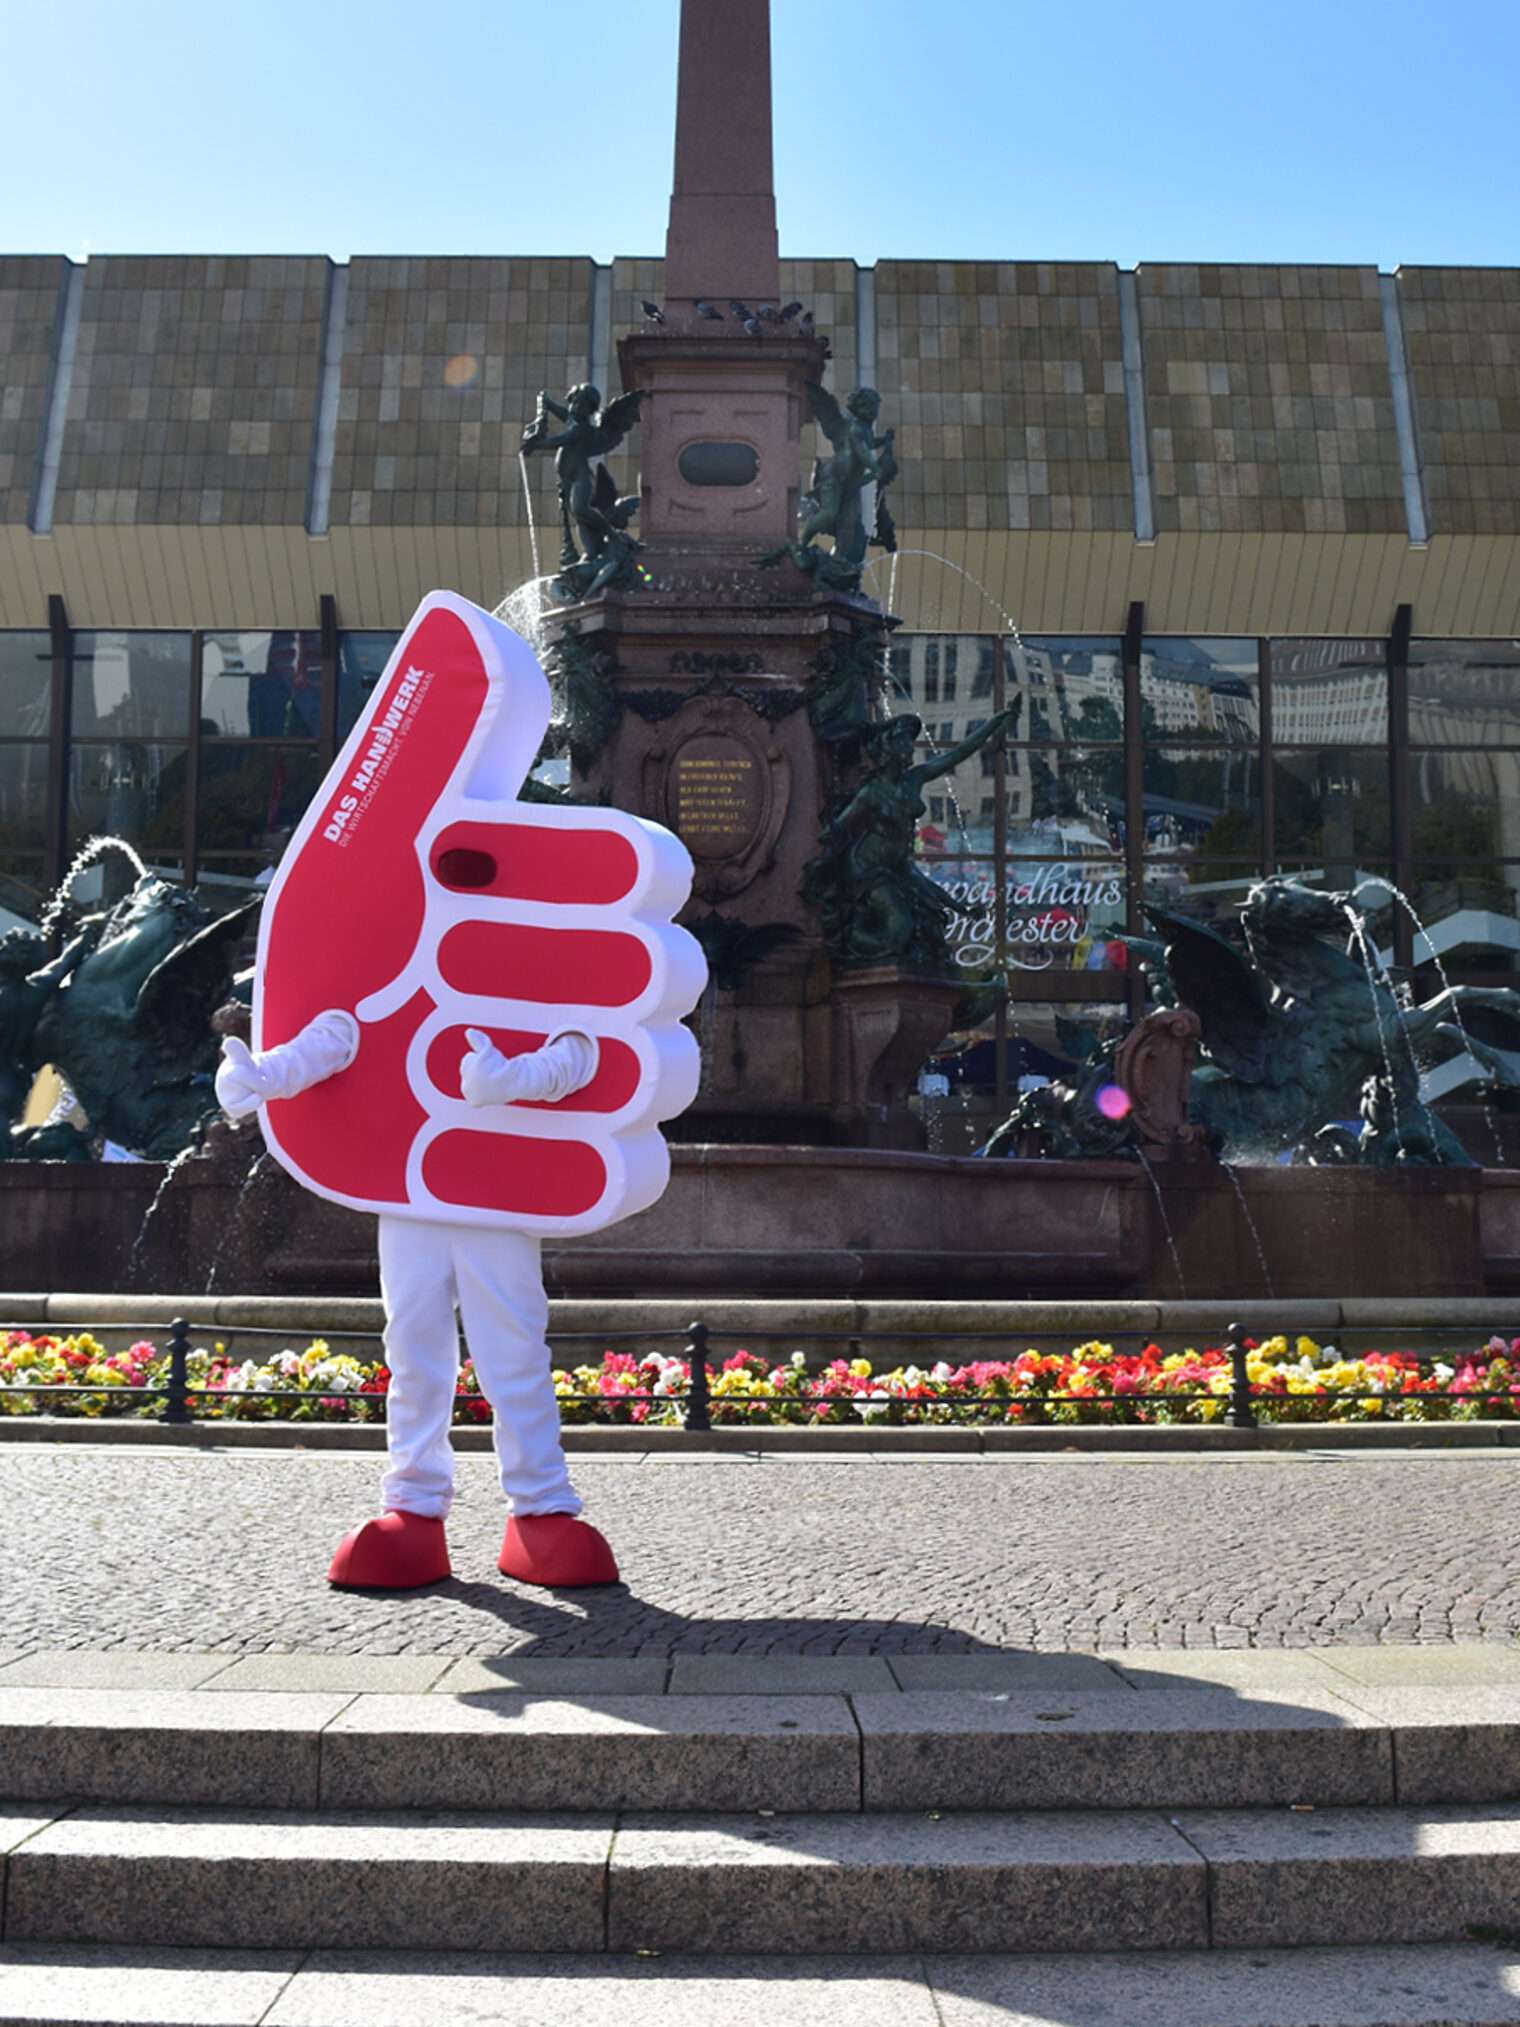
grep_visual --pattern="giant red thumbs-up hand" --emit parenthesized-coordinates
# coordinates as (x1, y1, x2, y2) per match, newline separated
(254, 591, 705, 1233)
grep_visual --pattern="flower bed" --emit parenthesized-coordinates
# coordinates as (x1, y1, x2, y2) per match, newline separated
(4, 1330, 1520, 1425)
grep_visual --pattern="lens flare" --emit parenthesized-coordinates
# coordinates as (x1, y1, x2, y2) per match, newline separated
(1094, 1082, 1131, 1121)
(443, 354, 479, 389)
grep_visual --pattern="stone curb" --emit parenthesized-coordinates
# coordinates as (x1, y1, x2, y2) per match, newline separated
(4, 1673, 1520, 1814)
(6, 1803, 1520, 1956)
(4, 1417, 1520, 1451)
(9, 1293, 1520, 1361)
(0, 1940, 1514, 2027)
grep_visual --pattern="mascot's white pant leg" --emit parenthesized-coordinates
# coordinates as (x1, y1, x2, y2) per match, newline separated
(377, 1214, 581, 1522)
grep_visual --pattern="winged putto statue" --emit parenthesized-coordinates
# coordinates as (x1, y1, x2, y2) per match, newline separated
(758, 383, 898, 593)
(521, 384, 645, 602)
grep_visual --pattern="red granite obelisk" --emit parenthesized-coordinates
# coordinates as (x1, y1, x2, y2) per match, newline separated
(543, 0, 941, 1145)
(620, 0, 809, 553)
(664, 0, 780, 308)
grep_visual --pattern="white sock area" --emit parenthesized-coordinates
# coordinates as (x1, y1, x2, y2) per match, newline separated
(376, 1213, 582, 1521)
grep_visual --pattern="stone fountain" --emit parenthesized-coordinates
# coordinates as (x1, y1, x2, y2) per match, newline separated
(6, 1, 1520, 1306)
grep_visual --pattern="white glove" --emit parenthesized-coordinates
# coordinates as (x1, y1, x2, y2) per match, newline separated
(216, 1009, 360, 1120)
(460, 1028, 597, 1108)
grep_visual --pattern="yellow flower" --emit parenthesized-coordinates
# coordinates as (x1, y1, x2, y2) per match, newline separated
(849, 1358, 872, 1378)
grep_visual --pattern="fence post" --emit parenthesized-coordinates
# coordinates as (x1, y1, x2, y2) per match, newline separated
(164, 1318, 193, 1425)
(1227, 1321, 1257, 1430)
(684, 1320, 711, 1432)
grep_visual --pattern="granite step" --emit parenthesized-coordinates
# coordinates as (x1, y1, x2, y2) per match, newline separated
(6, 1803, 1520, 1959)
(2, 1941, 1519, 2027)
(6, 1674, 1520, 1814)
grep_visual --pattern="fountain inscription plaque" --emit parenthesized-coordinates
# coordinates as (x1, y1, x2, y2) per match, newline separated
(645, 696, 790, 901)
(675, 741, 763, 859)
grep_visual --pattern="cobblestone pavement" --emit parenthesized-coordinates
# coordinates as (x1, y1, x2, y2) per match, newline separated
(6, 1445, 1520, 1656)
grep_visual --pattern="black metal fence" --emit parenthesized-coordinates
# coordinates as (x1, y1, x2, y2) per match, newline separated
(4, 1317, 1518, 1431)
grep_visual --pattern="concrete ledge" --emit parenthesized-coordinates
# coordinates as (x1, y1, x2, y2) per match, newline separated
(318, 1694, 861, 1813)
(16, 1291, 1520, 1345)
(1177, 1803, 1520, 1948)
(606, 1808, 1206, 1954)
(0, 1689, 350, 1807)
(1, 1941, 1517, 2027)
(6, 1807, 614, 1951)
(853, 1689, 1393, 1811)
(5, 1416, 1520, 1453)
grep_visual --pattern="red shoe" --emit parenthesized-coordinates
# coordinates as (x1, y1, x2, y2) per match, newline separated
(328, 1511, 450, 1589)
(499, 1513, 619, 1587)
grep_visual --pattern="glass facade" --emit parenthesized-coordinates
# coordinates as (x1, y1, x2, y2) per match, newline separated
(0, 624, 398, 917)
(6, 618, 1520, 1004)
(1407, 638, 1520, 974)
(906, 631, 1520, 1010)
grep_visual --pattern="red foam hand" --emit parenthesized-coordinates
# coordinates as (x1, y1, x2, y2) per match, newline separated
(255, 592, 705, 1232)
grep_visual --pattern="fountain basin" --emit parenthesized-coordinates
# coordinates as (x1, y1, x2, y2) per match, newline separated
(0, 1147, 1506, 1302)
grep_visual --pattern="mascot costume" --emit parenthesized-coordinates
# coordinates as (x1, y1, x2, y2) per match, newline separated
(215, 592, 705, 1590)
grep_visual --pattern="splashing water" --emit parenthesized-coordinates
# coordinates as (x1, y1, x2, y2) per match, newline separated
(1135, 1149, 1188, 1297)
(519, 450, 542, 585)
(491, 575, 558, 657)
(1356, 877, 1504, 1163)
(1215, 1156, 1276, 1297)
(862, 548, 1025, 641)
(1338, 898, 1419, 1147)
(205, 1148, 272, 1293)
(695, 972, 719, 1099)
(39, 835, 148, 936)
(125, 1142, 199, 1287)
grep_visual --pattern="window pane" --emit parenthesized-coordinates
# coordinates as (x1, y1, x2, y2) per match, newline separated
(1009, 636, 1125, 743)
(1140, 747, 1263, 861)
(199, 744, 324, 861)
(933, 998, 1128, 1094)
(1272, 750, 1391, 865)
(0, 633, 52, 738)
(1268, 639, 1388, 745)
(338, 631, 402, 738)
(0, 746, 49, 851)
(917, 851, 1128, 977)
(202, 632, 322, 739)
(1143, 861, 1262, 934)
(1411, 749, 1520, 860)
(886, 635, 995, 711)
(71, 632, 190, 740)
(68, 743, 188, 860)
(1409, 640, 1520, 746)
(1404, 864, 1520, 973)
(0, 862, 45, 927)
(194, 854, 284, 903)
(999, 746, 1124, 855)
(1141, 637, 1260, 744)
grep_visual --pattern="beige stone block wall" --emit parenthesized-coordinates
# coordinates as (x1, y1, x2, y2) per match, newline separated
(1138, 263, 1405, 537)
(329, 256, 591, 537)
(1401, 267, 1520, 537)
(0, 257, 67, 525)
(50, 255, 328, 529)
(874, 261, 1132, 537)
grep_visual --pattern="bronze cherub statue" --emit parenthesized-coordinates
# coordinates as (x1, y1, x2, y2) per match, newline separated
(521, 384, 645, 601)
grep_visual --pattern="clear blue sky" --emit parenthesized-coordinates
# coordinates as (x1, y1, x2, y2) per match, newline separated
(7, 0, 1518, 269)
